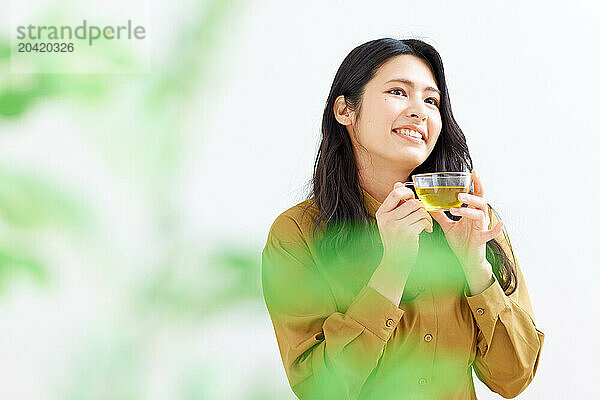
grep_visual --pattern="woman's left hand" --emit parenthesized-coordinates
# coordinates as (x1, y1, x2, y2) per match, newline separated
(429, 170, 504, 271)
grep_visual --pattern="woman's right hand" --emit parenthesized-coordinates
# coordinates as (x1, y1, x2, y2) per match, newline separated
(375, 182, 434, 270)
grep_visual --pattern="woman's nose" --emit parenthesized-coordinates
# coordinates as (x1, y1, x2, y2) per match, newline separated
(407, 110, 427, 121)
(405, 99, 428, 120)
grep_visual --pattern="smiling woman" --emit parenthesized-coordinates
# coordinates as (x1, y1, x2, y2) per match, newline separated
(261, 37, 544, 400)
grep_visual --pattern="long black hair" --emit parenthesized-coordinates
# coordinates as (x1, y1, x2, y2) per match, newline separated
(305, 37, 517, 296)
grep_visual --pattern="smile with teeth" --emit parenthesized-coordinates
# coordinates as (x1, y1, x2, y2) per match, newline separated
(392, 128, 424, 141)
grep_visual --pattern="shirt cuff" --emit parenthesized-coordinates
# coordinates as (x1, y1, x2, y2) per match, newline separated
(464, 276, 511, 348)
(345, 285, 405, 342)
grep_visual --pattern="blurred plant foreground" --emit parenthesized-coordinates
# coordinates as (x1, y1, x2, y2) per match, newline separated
(0, 0, 291, 399)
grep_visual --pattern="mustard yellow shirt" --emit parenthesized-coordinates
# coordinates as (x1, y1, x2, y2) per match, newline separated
(261, 189, 544, 400)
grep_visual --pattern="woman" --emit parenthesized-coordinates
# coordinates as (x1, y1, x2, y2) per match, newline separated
(261, 38, 544, 400)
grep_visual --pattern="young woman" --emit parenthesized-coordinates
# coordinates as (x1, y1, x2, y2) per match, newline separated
(261, 38, 544, 400)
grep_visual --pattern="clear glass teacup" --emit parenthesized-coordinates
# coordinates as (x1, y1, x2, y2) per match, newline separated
(403, 172, 472, 211)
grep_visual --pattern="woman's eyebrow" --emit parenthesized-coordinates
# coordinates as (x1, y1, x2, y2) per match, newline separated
(385, 78, 441, 96)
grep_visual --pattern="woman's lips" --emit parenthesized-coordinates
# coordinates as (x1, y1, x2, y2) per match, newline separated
(392, 130, 425, 144)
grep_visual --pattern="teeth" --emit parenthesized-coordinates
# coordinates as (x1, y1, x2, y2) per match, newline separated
(394, 128, 423, 140)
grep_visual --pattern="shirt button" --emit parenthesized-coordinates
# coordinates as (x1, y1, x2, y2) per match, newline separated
(476, 308, 485, 315)
(419, 378, 427, 386)
(418, 285, 426, 292)
(424, 334, 433, 342)
(385, 318, 395, 328)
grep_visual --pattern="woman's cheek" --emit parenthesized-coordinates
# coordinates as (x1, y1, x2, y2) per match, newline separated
(428, 115, 442, 132)
(381, 106, 399, 119)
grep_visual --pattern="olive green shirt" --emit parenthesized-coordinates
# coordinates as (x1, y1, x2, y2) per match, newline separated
(261, 189, 544, 399)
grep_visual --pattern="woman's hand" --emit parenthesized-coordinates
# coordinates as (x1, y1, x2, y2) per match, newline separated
(369, 182, 434, 305)
(429, 170, 504, 273)
(375, 182, 433, 272)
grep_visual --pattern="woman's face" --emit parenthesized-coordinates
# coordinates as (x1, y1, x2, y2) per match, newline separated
(341, 54, 442, 171)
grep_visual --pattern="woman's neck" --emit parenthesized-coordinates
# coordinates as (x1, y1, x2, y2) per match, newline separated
(357, 161, 413, 203)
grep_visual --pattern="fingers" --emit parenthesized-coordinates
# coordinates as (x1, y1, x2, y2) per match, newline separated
(376, 183, 415, 215)
(429, 209, 453, 231)
(449, 206, 486, 229)
(457, 193, 489, 217)
(408, 217, 433, 234)
(389, 199, 433, 227)
(472, 170, 485, 197)
(449, 207, 484, 220)
(488, 220, 504, 240)
(451, 206, 498, 233)
(405, 207, 433, 233)
(387, 198, 423, 220)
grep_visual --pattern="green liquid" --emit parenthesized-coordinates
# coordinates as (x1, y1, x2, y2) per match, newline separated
(415, 186, 469, 210)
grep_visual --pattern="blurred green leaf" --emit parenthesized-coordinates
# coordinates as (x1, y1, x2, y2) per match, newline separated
(0, 38, 9, 60)
(0, 88, 35, 118)
(0, 248, 48, 292)
(0, 167, 89, 229)
(208, 245, 261, 299)
(139, 244, 261, 321)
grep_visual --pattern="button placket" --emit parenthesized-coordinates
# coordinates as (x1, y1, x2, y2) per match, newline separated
(415, 282, 435, 391)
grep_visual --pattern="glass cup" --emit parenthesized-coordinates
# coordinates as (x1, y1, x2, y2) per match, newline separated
(403, 172, 472, 211)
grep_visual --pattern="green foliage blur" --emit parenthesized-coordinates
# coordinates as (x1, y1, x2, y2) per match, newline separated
(0, 1, 285, 399)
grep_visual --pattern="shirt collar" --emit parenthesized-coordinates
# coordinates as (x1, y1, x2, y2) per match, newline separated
(362, 187, 382, 219)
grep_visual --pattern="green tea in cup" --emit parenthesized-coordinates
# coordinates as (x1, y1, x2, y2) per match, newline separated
(404, 172, 472, 211)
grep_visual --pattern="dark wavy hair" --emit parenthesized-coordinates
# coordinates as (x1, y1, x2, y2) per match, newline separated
(305, 37, 517, 296)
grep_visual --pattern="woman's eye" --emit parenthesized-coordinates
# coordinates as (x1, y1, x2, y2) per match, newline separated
(390, 89, 439, 107)
(426, 98, 440, 107)
(389, 88, 405, 96)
